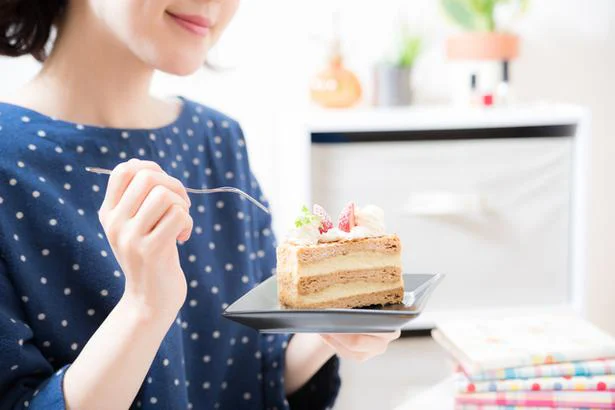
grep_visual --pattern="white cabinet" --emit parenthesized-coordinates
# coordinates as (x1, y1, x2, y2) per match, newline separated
(295, 105, 590, 328)
(312, 137, 572, 310)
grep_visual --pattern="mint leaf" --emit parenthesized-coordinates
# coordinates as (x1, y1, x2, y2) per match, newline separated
(294, 205, 321, 228)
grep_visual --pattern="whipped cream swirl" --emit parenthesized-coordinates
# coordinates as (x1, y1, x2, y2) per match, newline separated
(286, 223, 320, 246)
(286, 204, 386, 245)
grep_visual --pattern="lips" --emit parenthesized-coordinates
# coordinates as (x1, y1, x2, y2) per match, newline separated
(167, 11, 211, 37)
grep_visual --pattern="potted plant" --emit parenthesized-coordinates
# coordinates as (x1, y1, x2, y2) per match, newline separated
(373, 31, 422, 107)
(442, 0, 528, 60)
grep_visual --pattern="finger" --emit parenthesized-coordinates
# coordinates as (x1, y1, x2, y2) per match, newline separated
(320, 334, 349, 354)
(116, 169, 191, 219)
(102, 159, 162, 212)
(320, 335, 374, 361)
(148, 203, 193, 244)
(362, 331, 401, 342)
(132, 185, 190, 234)
(324, 334, 389, 353)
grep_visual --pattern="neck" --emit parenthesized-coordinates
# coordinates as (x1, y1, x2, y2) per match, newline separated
(18, 3, 177, 128)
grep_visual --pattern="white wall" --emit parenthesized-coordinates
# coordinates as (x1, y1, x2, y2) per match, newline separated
(0, 0, 312, 215)
(511, 0, 615, 336)
(304, 0, 615, 335)
(1, 0, 614, 333)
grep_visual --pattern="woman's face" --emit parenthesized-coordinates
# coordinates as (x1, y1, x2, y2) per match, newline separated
(86, 0, 239, 75)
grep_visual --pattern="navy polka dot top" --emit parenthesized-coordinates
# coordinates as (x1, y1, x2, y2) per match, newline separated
(0, 97, 340, 410)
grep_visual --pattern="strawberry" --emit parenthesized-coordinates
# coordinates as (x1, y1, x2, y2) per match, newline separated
(312, 204, 333, 234)
(337, 202, 356, 233)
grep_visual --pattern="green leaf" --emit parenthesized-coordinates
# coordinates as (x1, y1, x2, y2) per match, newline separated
(396, 36, 422, 68)
(469, 0, 491, 16)
(294, 205, 320, 229)
(441, 0, 479, 31)
(442, 0, 514, 32)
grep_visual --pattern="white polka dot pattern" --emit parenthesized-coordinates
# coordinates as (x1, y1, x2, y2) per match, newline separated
(0, 99, 338, 409)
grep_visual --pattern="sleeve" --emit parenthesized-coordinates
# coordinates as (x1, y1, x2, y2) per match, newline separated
(286, 355, 341, 410)
(244, 157, 341, 410)
(0, 256, 69, 410)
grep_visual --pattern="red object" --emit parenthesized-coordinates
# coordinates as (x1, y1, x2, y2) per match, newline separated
(467, 384, 476, 393)
(313, 204, 333, 234)
(338, 202, 356, 233)
(597, 382, 607, 391)
(483, 94, 493, 106)
(531, 383, 541, 391)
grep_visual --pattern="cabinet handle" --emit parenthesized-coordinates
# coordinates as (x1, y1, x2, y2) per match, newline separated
(403, 192, 489, 216)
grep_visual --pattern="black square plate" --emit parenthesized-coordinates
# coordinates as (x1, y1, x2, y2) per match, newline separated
(222, 273, 444, 333)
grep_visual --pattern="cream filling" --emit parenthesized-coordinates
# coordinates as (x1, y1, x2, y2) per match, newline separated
(294, 281, 403, 304)
(292, 252, 401, 278)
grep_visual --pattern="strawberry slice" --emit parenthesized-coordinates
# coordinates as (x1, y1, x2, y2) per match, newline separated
(338, 202, 356, 233)
(312, 204, 333, 234)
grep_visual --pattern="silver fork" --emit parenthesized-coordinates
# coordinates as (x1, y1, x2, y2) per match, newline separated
(84, 166, 270, 214)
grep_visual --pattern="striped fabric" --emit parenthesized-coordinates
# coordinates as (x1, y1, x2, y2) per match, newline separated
(456, 373, 615, 394)
(456, 405, 607, 410)
(462, 359, 615, 383)
(455, 391, 615, 409)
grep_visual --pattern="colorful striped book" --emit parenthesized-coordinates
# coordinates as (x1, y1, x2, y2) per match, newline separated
(455, 391, 615, 409)
(456, 359, 615, 383)
(455, 372, 615, 394)
(432, 313, 615, 374)
(456, 404, 609, 410)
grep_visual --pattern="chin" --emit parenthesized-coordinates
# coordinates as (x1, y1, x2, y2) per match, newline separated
(160, 61, 204, 76)
(151, 50, 208, 76)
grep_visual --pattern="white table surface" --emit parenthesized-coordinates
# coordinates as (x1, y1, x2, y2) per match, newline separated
(334, 335, 455, 410)
(394, 376, 456, 410)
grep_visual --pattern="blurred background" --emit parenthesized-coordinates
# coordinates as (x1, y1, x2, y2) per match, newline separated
(1, 0, 614, 408)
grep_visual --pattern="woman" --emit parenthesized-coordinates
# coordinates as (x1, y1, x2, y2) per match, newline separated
(0, 0, 399, 409)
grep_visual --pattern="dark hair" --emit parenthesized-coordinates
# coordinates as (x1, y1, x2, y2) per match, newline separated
(0, 0, 65, 62)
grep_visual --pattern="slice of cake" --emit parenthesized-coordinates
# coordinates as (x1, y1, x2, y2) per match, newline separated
(277, 202, 404, 309)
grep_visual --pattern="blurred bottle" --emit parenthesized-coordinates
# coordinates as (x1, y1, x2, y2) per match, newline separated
(495, 60, 513, 105)
(310, 38, 362, 109)
(469, 73, 480, 107)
